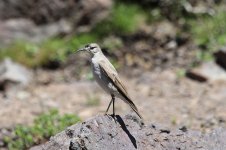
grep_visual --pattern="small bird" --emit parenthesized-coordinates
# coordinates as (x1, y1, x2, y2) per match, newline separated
(77, 43, 142, 119)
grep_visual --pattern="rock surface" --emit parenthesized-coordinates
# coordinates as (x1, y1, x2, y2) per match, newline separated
(30, 115, 226, 150)
(0, 58, 33, 91)
(0, 19, 71, 45)
(0, 0, 112, 25)
(0, 0, 112, 45)
(214, 47, 226, 70)
(186, 61, 226, 82)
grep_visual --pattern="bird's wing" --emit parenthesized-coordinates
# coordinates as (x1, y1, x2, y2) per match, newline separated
(99, 60, 143, 119)
(99, 60, 128, 95)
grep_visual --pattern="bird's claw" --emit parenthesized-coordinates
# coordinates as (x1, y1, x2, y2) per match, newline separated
(105, 113, 117, 123)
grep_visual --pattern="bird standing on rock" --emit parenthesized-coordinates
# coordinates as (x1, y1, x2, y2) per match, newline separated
(77, 43, 142, 119)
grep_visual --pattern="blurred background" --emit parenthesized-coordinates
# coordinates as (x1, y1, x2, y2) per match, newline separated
(0, 0, 226, 149)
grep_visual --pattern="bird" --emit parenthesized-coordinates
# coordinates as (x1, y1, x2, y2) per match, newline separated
(76, 43, 142, 119)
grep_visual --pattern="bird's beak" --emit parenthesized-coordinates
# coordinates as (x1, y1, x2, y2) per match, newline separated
(75, 47, 86, 54)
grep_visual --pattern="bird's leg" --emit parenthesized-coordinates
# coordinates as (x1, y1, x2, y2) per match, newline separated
(112, 95, 115, 117)
(105, 96, 113, 114)
(112, 95, 116, 122)
(105, 95, 116, 122)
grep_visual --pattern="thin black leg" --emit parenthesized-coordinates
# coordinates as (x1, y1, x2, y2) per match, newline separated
(111, 95, 116, 122)
(112, 96, 115, 117)
(105, 99, 113, 114)
(105, 95, 116, 122)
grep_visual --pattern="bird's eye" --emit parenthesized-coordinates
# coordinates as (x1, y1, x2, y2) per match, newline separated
(90, 47, 95, 50)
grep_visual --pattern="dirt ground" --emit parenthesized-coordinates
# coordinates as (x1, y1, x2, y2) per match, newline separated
(0, 67, 225, 132)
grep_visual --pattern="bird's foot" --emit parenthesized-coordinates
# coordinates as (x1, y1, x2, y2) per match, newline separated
(111, 114, 117, 123)
(104, 113, 112, 119)
(105, 113, 117, 123)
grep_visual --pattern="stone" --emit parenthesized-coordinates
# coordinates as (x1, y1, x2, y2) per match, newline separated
(0, 19, 72, 45)
(0, 58, 33, 91)
(16, 91, 31, 100)
(0, 0, 112, 25)
(186, 61, 226, 82)
(0, 0, 112, 46)
(214, 46, 226, 70)
(30, 114, 226, 150)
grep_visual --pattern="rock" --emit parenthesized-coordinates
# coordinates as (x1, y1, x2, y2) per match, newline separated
(0, 0, 112, 25)
(165, 40, 177, 50)
(0, 0, 112, 46)
(0, 19, 72, 45)
(186, 71, 207, 82)
(0, 58, 33, 91)
(214, 46, 226, 70)
(16, 91, 31, 100)
(152, 21, 177, 41)
(30, 115, 226, 150)
(74, 0, 112, 32)
(183, 1, 215, 15)
(186, 61, 226, 82)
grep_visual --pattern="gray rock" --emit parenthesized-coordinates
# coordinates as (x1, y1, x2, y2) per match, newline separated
(0, 19, 72, 45)
(0, 58, 33, 90)
(186, 61, 226, 82)
(183, 1, 215, 15)
(214, 46, 226, 70)
(0, 0, 112, 46)
(0, 0, 112, 25)
(30, 115, 226, 150)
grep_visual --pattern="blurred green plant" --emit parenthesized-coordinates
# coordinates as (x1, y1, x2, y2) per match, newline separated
(195, 50, 213, 62)
(4, 109, 80, 150)
(0, 2, 150, 69)
(118, 0, 187, 21)
(92, 3, 146, 37)
(171, 116, 177, 125)
(68, 34, 98, 52)
(190, 8, 226, 61)
(0, 33, 97, 68)
(176, 69, 186, 78)
(85, 71, 94, 81)
(146, 8, 162, 23)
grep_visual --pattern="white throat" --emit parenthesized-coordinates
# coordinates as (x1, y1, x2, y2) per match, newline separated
(92, 51, 103, 58)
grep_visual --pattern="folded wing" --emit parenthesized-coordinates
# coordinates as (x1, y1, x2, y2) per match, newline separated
(99, 60, 143, 119)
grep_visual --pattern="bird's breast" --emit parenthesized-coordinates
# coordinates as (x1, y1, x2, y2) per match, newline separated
(91, 61, 101, 78)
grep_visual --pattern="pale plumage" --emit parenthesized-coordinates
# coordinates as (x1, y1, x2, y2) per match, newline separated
(77, 43, 142, 119)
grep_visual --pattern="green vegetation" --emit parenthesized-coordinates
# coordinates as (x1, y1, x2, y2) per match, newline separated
(93, 3, 146, 37)
(171, 116, 177, 125)
(4, 109, 80, 150)
(190, 8, 226, 61)
(176, 69, 186, 78)
(0, 1, 224, 68)
(0, 2, 147, 68)
(0, 33, 97, 68)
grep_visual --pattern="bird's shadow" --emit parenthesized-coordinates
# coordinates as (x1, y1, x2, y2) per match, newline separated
(109, 114, 137, 149)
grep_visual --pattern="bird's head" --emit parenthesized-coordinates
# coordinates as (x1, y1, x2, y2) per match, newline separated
(77, 43, 102, 56)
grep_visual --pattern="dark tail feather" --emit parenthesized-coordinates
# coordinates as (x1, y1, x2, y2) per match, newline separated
(124, 97, 143, 119)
